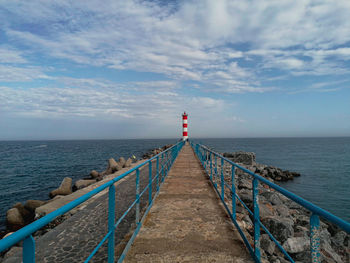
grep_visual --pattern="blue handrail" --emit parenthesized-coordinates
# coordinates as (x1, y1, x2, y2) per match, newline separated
(191, 142, 350, 263)
(0, 140, 185, 262)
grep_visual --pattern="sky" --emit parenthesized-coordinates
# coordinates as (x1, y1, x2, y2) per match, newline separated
(0, 0, 350, 140)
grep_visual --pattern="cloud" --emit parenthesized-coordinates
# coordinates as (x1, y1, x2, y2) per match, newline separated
(0, 47, 27, 63)
(0, 78, 226, 123)
(0, 65, 50, 82)
(288, 79, 350, 94)
(1, 0, 350, 94)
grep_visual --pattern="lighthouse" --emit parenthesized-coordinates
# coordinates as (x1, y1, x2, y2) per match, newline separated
(182, 112, 188, 141)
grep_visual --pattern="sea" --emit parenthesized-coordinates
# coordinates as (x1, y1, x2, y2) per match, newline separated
(0, 137, 349, 230)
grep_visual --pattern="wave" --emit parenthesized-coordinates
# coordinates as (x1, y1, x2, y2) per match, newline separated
(34, 145, 47, 148)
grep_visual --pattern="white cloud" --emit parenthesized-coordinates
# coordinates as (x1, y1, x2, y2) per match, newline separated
(288, 79, 349, 94)
(0, 65, 50, 82)
(0, 79, 227, 123)
(0, 47, 27, 63)
(1, 0, 350, 93)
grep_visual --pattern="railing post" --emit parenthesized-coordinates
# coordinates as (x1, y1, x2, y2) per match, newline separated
(202, 149, 205, 166)
(210, 152, 213, 181)
(23, 235, 35, 263)
(252, 178, 260, 260)
(231, 166, 236, 220)
(207, 151, 209, 171)
(165, 152, 168, 177)
(166, 152, 169, 176)
(149, 161, 152, 205)
(163, 152, 166, 182)
(161, 153, 164, 182)
(310, 213, 321, 263)
(220, 158, 224, 200)
(156, 156, 160, 192)
(214, 154, 217, 188)
(136, 168, 140, 224)
(108, 184, 116, 263)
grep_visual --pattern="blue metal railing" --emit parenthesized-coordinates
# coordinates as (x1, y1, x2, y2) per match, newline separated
(0, 141, 185, 262)
(191, 142, 350, 263)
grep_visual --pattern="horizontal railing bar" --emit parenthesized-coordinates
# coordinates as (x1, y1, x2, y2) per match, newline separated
(221, 181, 254, 217)
(235, 194, 254, 217)
(114, 199, 139, 230)
(203, 161, 258, 262)
(85, 230, 113, 263)
(197, 144, 350, 233)
(0, 141, 183, 252)
(117, 191, 157, 263)
(0, 180, 113, 251)
(115, 155, 173, 227)
(259, 221, 295, 262)
(139, 183, 150, 198)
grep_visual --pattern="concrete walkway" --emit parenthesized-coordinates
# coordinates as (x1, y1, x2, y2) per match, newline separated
(124, 144, 253, 262)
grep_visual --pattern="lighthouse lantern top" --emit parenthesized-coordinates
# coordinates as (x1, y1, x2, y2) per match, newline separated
(182, 111, 188, 117)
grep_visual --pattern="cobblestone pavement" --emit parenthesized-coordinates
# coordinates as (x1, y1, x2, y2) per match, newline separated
(3, 158, 164, 263)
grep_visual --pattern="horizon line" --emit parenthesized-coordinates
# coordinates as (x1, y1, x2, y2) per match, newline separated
(1, 135, 350, 142)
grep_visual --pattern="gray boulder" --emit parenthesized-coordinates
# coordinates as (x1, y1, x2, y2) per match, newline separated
(49, 177, 72, 198)
(242, 215, 253, 227)
(262, 216, 294, 243)
(275, 204, 290, 217)
(259, 202, 275, 218)
(260, 234, 275, 255)
(332, 231, 347, 247)
(237, 189, 253, 205)
(237, 177, 252, 190)
(295, 214, 309, 227)
(294, 225, 309, 237)
(260, 191, 283, 206)
(162, 144, 173, 150)
(223, 151, 256, 165)
(321, 238, 343, 263)
(283, 236, 309, 253)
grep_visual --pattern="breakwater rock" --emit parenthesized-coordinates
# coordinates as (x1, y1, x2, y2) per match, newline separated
(2, 153, 138, 240)
(223, 151, 300, 182)
(219, 151, 349, 262)
(142, 144, 173, 159)
(1, 144, 171, 260)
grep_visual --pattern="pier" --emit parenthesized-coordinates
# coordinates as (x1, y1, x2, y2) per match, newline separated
(124, 144, 251, 262)
(0, 141, 349, 263)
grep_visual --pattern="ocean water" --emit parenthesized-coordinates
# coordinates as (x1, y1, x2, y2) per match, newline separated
(0, 138, 349, 231)
(0, 139, 178, 230)
(192, 137, 350, 222)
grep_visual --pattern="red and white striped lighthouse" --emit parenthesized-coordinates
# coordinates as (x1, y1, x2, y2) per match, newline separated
(182, 111, 188, 141)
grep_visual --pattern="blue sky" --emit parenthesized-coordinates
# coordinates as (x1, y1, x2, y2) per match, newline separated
(0, 0, 350, 140)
